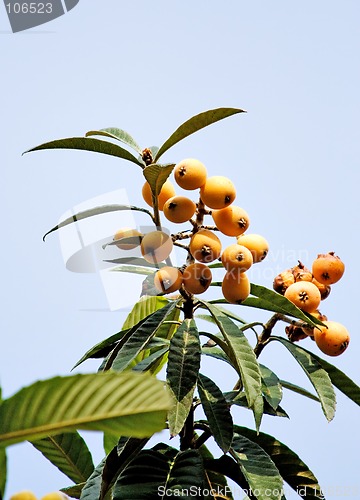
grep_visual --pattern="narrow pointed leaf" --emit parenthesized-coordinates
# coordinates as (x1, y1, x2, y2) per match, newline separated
(111, 264, 157, 276)
(197, 443, 234, 500)
(167, 319, 201, 435)
(199, 301, 262, 409)
(80, 457, 105, 500)
(122, 295, 169, 330)
(273, 337, 336, 421)
(31, 432, 94, 483)
(109, 301, 178, 372)
(260, 364, 283, 410)
(85, 128, 142, 154)
(234, 426, 324, 499)
(61, 483, 84, 498)
(155, 107, 245, 161)
(24, 137, 144, 167)
(0, 372, 170, 447)
(105, 258, 162, 269)
(43, 204, 154, 241)
(232, 433, 283, 500)
(0, 446, 6, 499)
(197, 373, 233, 453)
(225, 391, 288, 418)
(143, 163, 175, 196)
(280, 380, 320, 403)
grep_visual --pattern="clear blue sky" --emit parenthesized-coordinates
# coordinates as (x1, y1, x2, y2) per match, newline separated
(1, 1, 360, 498)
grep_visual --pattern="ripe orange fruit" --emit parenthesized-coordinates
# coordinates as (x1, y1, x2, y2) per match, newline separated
(189, 229, 222, 263)
(200, 176, 236, 209)
(163, 196, 196, 223)
(10, 492, 37, 500)
(314, 321, 350, 356)
(40, 494, 68, 500)
(142, 180, 176, 211)
(212, 205, 250, 236)
(284, 281, 321, 313)
(312, 252, 345, 285)
(292, 261, 313, 283)
(141, 231, 173, 264)
(154, 266, 183, 294)
(113, 227, 142, 250)
(237, 234, 269, 263)
(182, 263, 212, 294)
(221, 244, 253, 272)
(174, 158, 207, 190)
(222, 270, 250, 304)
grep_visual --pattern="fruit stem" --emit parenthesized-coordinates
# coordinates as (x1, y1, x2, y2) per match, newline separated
(254, 313, 282, 357)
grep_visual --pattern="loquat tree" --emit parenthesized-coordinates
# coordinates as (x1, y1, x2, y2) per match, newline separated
(1, 108, 359, 499)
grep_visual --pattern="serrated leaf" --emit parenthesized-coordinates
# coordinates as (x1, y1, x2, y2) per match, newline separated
(85, 128, 142, 154)
(24, 137, 144, 167)
(42, 204, 154, 241)
(122, 295, 169, 330)
(154, 107, 245, 161)
(231, 433, 283, 500)
(31, 432, 94, 483)
(199, 301, 262, 409)
(234, 426, 324, 500)
(260, 364, 283, 410)
(273, 337, 336, 421)
(0, 372, 170, 447)
(167, 319, 201, 435)
(197, 373, 233, 453)
(113, 448, 204, 499)
(143, 163, 175, 197)
(109, 301, 179, 372)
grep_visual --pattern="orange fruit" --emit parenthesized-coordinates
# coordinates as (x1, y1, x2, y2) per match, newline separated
(314, 321, 350, 356)
(174, 158, 207, 190)
(222, 270, 250, 304)
(154, 266, 183, 294)
(182, 263, 212, 294)
(236, 234, 269, 263)
(189, 229, 222, 263)
(142, 180, 176, 211)
(113, 228, 142, 250)
(221, 244, 253, 272)
(141, 231, 173, 264)
(10, 492, 37, 500)
(312, 252, 345, 285)
(284, 281, 321, 313)
(212, 205, 250, 236)
(163, 196, 196, 223)
(200, 176, 236, 209)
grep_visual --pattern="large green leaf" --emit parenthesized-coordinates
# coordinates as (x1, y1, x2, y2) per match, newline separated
(231, 433, 283, 500)
(143, 163, 176, 197)
(31, 432, 94, 484)
(197, 443, 234, 500)
(79, 458, 105, 500)
(197, 373, 233, 453)
(167, 319, 201, 436)
(272, 337, 336, 421)
(280, 380, 320, 403)
(225, 391, 289, 419)
(234, 426, 324, 499)
(122, 295, 169, 330)
(43, 204, 154, 241)
(199, 301, 262, 409)
(114, 448, 204, 499)
(260, 364, 283, 410)
(85, 128, 142, 154)
(24, 137, 144, 167)
(109, 301, 179, 372)
(0, 372, 170, 447)
(154, 107, 245, 161)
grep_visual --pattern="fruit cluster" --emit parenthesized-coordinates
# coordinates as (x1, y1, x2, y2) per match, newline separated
(10, 491, 68, 500)
(113, 158, 269, 304)
(273, 253, 349, 356)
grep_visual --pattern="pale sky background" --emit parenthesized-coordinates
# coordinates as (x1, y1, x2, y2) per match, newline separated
(1, 1, 360, 498)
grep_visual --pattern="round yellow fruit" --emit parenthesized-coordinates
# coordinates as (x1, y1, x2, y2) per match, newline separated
(221, 244, 253, 272)
(236, 234, 269, 263)
(182, 263, 212, 294)
(154, 266, 183, 294)
(113, 227, 142, 250)
(284, 281, 321, 313)
(163, 196, 196, 223)
(314, 321, 350, 356)
(212, 205, 250, 236)
(174, 158, 207, 190)
(10, 492, 37, 500)
(40, 494, 68, 500)
(200, 176, 236, 209)
(222, 271, 250, 304)
(141, 231, 173, 264)
(142, 180, 176, 211)
(189, 229, 222, 263)
(312, 252, 345, 285)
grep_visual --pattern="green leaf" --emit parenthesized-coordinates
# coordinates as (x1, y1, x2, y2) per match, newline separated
(260, 364, 283, 410)
(31, 432, 94, 484)
(225, 391, 289, 419)
(154, 107, 245, 161)
(196, 443, 234, 500)
(231, 433, 283, 500)
(61, 483, 84, 498)
(79, 457, 105, 500)
(234, 426, 324, 500)
(0, 372, 170, 447)
(43, 204, 154, 241)
(280, 379, 320, 403)
(0, 446, 6, 499)
(143, 163, 175, 197)
(310, 352, 360, 406)
(109, 301, 179, 372)
(104, 258, 162, 269)
(199, 301, 262, 409)
(197, 373, 233, 453)
(273, 337, 336, 421)
(24, 137, 144, 167)
(114, 448, 204, 499)
(167, 319, 201, 436)
(122, 295, 169, 330)
(85, 128, 142, 154)
(110, 264, 157, 276)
